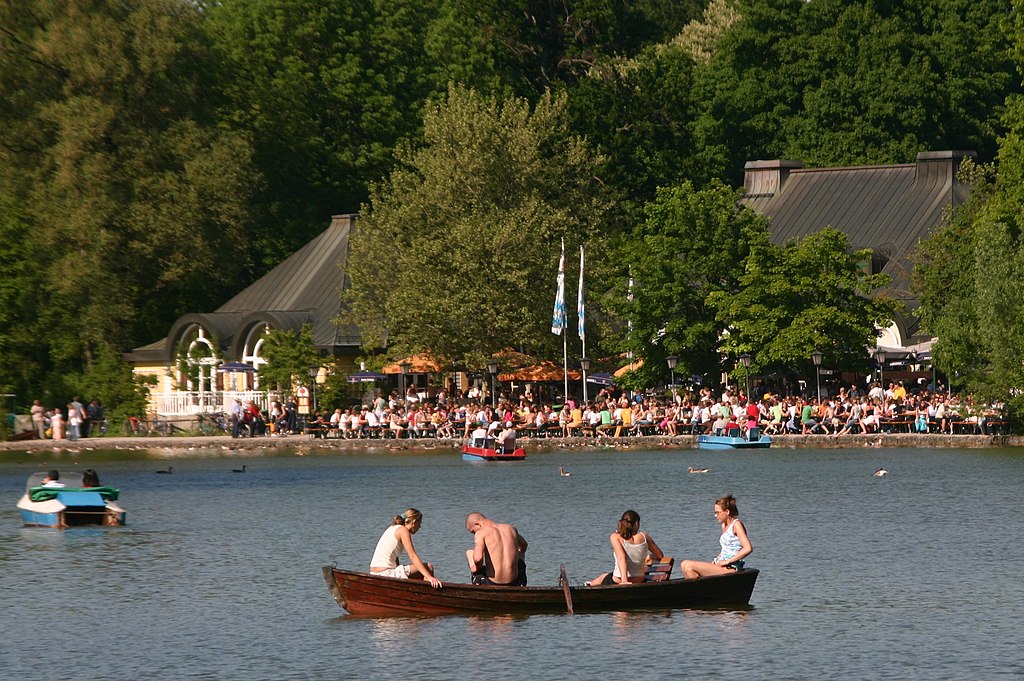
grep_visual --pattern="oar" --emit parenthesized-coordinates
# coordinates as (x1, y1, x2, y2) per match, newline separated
(559, 564, 574, 615)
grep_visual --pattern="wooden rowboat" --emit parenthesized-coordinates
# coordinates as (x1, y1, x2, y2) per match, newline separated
(322, 565, 758, 616)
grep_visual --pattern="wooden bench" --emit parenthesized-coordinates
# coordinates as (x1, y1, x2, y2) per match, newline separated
(644, 557, 674, 582)
(304, 424, 328, 439)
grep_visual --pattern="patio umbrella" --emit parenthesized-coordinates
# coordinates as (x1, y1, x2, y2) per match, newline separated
(346, 370, 386, 383)
(382, 354, 444, 374)
(613, 358, 644, 378)
(499, 361, 582, 382)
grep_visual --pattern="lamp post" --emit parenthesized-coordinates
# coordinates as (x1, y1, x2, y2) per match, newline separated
(873, 348, 886, 392)
(811, 350, 823, 403)
(486, 359, 498, 407)
(739, 353, 752, 401)
(666, 355, 678, 390)
(580, 356, 591, 403)
(308, 366, 319, 417)
(400, 361, 411, 402)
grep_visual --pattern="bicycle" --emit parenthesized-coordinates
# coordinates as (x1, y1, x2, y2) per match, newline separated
(149, 416, 174, 437)
(196, 412, 230, 436)
(122, 416, 145, 436)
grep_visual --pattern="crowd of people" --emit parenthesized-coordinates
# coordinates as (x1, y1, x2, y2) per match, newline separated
(24, 380, 1006, 443)
(368, 495, 751, 589)
(302, 380, 1006, 442)
(29, 397, 104, 441)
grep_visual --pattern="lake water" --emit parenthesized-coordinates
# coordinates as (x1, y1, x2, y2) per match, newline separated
(1, 444, 1022, 680)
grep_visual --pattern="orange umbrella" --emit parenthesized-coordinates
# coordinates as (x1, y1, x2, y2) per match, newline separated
(499, 361, 582, 382)
(613, 358, 644, 378)
(491, 348, 536, 369)
(382, 354, 444, 374)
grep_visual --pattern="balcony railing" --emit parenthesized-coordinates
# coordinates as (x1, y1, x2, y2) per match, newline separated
(150, 391, 272, 416)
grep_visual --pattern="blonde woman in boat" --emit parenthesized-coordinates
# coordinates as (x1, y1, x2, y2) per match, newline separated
(369, 508, 442, 588)
(586, 510, 664, 586)
(681, 494, 752, 579)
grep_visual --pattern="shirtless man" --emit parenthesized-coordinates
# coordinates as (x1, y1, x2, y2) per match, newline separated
(465, 512, 528, 586)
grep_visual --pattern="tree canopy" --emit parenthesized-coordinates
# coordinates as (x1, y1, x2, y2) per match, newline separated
(709, 227, 899, 377)
(341, 85, 616, 369)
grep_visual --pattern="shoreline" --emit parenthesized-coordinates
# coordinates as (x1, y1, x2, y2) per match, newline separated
(0, 432, 1020, 455)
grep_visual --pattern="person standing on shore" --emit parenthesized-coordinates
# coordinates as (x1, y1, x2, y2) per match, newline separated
(31, 400, 46, 439)
(50, 408, 64, 440)
(67, 403, 81, 441)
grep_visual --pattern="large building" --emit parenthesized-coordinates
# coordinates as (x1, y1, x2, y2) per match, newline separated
(742, 150, 975, 349)
(124, 214, 361, 415)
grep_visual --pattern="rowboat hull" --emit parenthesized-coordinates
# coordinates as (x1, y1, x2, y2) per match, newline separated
(461, 445, 527, 461)
(323, 566, 758, 616)
(697, 435, 772, 450)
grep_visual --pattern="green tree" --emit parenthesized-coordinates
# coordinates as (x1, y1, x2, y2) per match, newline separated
(258, 325, 320, 395)
(689, 0, 1019, 184)
(709, 227, 899, 378)
(0, 0, 258, 397)
(610, 180, 771, 389)
(427, 0, 702, 99)
(565, 44, 708, 219)
(205, 0, 443, 263)
(342, 84, 616, 368)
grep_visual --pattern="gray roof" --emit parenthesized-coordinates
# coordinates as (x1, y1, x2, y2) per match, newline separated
(125, 214, 360, 364)
(741, 151, 976, 340)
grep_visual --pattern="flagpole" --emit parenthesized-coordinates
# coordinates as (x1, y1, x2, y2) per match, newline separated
(578, 245, 586, 403)
(551, 239, 569, 406)
(563, 332, 569, 403)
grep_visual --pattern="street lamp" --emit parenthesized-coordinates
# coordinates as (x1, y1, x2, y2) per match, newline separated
(873, 348, 887, 391)
(308, 366, 319, 417)
(811, 350, 823, 403)
(400, 361, 412, 401)
(666, 355, 678, 390)
(580, 356, 591, 403)
(486, 359, 499, 407)
(739, 353, 752, 401)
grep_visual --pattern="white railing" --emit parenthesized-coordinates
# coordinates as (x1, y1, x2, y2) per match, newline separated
(151, 391, 272, 416)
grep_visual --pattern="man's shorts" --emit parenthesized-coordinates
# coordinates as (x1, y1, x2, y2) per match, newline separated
(470, 559, 527, 586)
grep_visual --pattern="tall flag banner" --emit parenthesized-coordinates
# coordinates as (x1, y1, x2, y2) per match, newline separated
(577, 246, 586, 344)
(551, 239, 566, 335)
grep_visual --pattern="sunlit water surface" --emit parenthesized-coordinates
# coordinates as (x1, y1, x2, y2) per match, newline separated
(1, 445, 1022, 679)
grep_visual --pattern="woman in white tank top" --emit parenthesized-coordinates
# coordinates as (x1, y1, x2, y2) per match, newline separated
(587, 510, 664, 586)
(369, 508, 442, 588)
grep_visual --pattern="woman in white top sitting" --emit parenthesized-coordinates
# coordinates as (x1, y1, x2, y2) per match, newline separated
(369, 508, 441, 588)
(587, 510, 664, 586)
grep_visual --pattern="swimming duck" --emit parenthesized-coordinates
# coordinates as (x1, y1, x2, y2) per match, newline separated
(873, 467, 888, 477)
(155, 466, 173, 474)
(687, 466, 710, 474)
(559, 466, 572, 477)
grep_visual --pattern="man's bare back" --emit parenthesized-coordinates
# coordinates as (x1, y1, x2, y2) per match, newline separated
(465, 512, 528, 585)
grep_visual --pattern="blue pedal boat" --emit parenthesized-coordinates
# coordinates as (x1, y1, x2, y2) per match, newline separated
(697, 428, 772, 450)
(17, 472, 126, 528)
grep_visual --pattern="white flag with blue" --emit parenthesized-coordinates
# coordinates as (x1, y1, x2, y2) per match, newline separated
(577, 246, 585, 342)
(551, 239, 566, 335)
